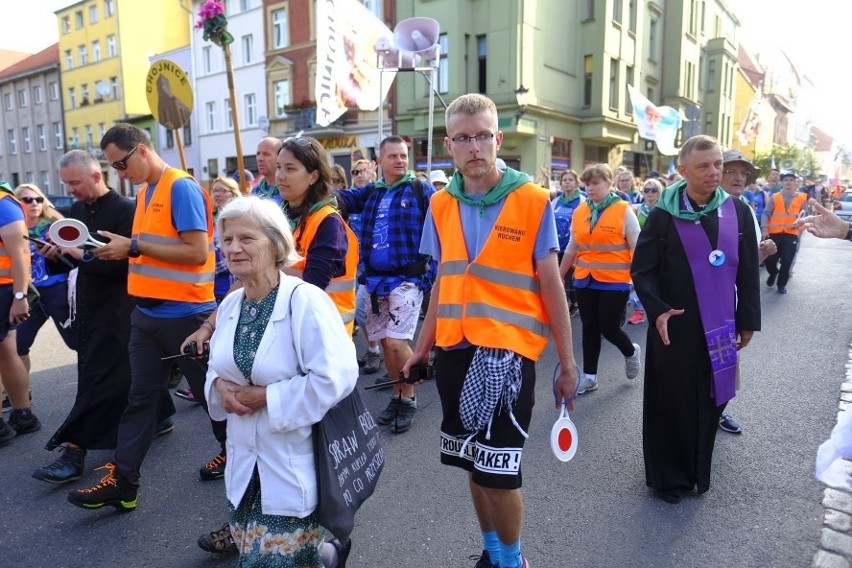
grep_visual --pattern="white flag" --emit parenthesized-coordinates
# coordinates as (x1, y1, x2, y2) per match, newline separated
(627, 85, 682, 156)
(315, 0, 395, 127)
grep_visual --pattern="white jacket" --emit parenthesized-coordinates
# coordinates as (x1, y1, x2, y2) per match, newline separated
(204, 274, 358, 516)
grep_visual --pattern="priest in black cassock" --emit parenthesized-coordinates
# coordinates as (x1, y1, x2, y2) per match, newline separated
(631, 135, 761, 504)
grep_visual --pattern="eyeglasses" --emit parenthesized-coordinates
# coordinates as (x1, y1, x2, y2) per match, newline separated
(111, 145, 139, 171)
(723, 169, 747, 177)
(332, 178, 345, 185)
(642, 187, 658, 193)
(449, 132, 495, 146)
(351, 168, 366, 176)
(20, 196, 45, 204)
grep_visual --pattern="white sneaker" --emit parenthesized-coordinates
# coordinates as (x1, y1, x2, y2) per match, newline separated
(625, 343, 642, 380)
(577, 375, 598, 394)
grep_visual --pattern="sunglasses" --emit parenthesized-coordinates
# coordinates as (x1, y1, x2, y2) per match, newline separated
(111, 145, 139, 171)
(20, 196, 45, 204)
(283, 135, 311, 148)
(351, 168, 366, 176)
(332, 178, 345, 185)
(643, 187, 659, 193)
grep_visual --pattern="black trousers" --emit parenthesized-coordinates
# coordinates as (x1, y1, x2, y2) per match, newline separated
(115, 309, 226, 488)
(575, 287, 634, 375)
(764, 233, 798, 288)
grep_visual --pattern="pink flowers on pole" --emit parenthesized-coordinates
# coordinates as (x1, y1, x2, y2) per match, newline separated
(195, 0, 233, 47)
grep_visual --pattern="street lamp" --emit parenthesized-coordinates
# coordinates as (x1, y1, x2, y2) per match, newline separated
(515, 84, 530, 123)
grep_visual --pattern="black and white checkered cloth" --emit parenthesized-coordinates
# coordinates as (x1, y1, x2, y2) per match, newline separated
(458, 347, 528, 456)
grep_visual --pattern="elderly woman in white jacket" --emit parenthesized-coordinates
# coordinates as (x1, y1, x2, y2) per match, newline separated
(203, 196, 358, 568)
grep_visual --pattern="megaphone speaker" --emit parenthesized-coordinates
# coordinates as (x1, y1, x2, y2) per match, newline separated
(394, 17, 440, 58)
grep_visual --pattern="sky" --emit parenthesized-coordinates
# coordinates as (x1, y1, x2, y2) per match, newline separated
(3, 0, 850, 144)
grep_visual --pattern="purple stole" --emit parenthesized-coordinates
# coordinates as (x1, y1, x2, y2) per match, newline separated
(673, 197, 739, 406)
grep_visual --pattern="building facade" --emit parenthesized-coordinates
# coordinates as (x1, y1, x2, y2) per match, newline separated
(0, 45, 66, 194)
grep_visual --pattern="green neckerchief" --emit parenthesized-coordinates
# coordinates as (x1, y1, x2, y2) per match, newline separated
(374, 171, 415, 190)
(444, 167, 529, 216)
(656, 179, 728, 220)
(587, 191, 621, 229)
(284, 196, 337, 232)
(255, 177, 277, 199)
(638, 202, 654, 219)
(30, 219, 51, 238)
(558, 188, 582, 205)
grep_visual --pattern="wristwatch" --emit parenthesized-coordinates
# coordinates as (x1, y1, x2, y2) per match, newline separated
(13, 291, 25, 301)
(128, 237, 141, 258)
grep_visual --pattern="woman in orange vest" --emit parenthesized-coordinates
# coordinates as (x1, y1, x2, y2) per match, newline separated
(559, 163, 642, 394)
(277, 136, 358, 334)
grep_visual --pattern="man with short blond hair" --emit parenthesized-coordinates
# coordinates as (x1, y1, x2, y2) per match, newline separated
(251, 136, 283, 203)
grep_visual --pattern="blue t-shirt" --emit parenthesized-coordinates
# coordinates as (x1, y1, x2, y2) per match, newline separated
(553, 195, 583, 254)
(138, 177, 217, 318)
(0, 195, 24, 229)
(30, 223, 66, 288)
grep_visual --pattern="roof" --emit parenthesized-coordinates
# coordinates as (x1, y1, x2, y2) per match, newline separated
(0, 44, 60, 82)
(0, 49, 30, 72)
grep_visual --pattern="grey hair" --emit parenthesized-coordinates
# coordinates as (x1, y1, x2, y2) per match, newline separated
(58, 149, 101, 171)
(216, 196, 302, 268)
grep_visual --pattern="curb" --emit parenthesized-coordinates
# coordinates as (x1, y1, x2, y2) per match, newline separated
(813, 340, 852, 568)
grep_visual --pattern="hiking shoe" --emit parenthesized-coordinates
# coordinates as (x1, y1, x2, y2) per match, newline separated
(198, 522, 238, 555)
(766, 273, 777, 287)
(377, 397, 402, 425)
(471, 550, 499, 568)
(777, 286, 787, 294)
(393, 399, 417, 434)
(174, 388, 201, 404)
(67, 462, 137, 511)
(627, 310, 646, 325)
(154, 418, 175, 438)
(719, 412, 743, 434)
(200, 452, 226, 481)
(625, 343, 642, 380)
(361, 351, 383, 374)
(577, 375, 598, 395)
(8, 409, 41, 435)
(569, 303, 580, 318)
(33, 445, 87, 484)
(373, 372, 393, 389)
(0, 419, 16, 446)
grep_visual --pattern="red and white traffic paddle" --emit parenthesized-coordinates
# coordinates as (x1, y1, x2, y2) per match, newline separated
(551, 363, 579, 462)
(48, 218, 106, 248)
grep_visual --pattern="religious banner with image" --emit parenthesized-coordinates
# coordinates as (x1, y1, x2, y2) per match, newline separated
(627, 85, 683, 156)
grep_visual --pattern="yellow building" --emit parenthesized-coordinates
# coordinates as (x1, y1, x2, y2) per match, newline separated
(55, 0, 190, 153)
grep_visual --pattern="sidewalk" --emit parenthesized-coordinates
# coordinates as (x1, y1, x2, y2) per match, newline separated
(813, 340, 852, 568)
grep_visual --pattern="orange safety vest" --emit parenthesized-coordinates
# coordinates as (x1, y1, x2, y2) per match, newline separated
(0, 193, 26, 286)
(128, 168, 215, 303)
(767, 192, 808, 236)
(292, 204, 358, 334)
(571, 199, 633, 284)
(431, 183, 550, 361)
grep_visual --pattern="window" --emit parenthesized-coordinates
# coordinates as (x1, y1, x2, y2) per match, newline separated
(224, 98, 233, 130)
(79, 45, 88, 66)
(107, 35, 116, 57)
(704, 111, 713, 134)
(25, 172, 34, 184)
(624, 65, 634, 115)
(628, 0, 637, 32)
(203, 46, 213, 73)
(53, 122, 63, 149)
(33, 85, 43, 104)
(647, 87, 655, 103)
(437, 34, 448, 93)
(99, 122, 106, 139)
(41, 172, 50, 194)
(69, 87, 76, 109)
(183, 123, 192, 145)
(49, 82, 59, 100)
(582, 0, 595, 19)
(244, 93, 257, 126)
(583, 55, 593, 108)
(477, 35, 487, 94)
(89, 4, 98, 23)
(649, 19, 658, 61)
(166, 129, 174, 148)
(240, 0, 255, 10)
(62, 15, 70, 33)
(274, 79, 290, 117)
(613, 0, 622, 23)
(92, 40, 101, 62)
(8, 130, 16, 155)
(65, 49, 73, 70)
(18, 89, 28, 108)
(81, 84, 89, 105)
(688, 0, 698, 35)
(75, 10, 84, 28)
(272, 9, 288, 49)
(85, 125, 93, 147)
(362, 0, 382, 19)
(707, 59, 716, 91)
(22, 127, 31, 153)
(104, 0, 114, 17)
(609, 58, 619, 109)
(71, 127, 79, 147)
(206, 101, 217, 132)
(3, 92, 11, 110)
(208, 158, 219, 179)
(241, 34, 253, 65)
(37, 125, 46, 151)
(110, 77, 118, 99)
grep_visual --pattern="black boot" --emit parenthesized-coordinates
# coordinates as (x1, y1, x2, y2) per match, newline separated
(33, 445, 86, 484)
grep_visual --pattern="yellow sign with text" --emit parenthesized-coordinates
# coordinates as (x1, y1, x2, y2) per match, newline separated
(146, 60, 194, 130)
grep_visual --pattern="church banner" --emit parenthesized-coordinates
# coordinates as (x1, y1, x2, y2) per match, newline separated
(627, 85, 682, 156)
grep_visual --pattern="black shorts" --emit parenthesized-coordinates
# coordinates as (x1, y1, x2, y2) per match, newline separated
(0, 285, 14, 342)
(434, 346, 536, 490)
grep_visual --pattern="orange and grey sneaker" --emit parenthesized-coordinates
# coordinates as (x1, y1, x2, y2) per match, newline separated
(67, 462, 137, 511)
(199, 452, 226, 481)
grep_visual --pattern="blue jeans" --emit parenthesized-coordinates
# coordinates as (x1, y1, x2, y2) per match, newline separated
(16, 281, 78, 355)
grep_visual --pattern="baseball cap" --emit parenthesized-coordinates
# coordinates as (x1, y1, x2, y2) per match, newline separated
(722, 150, 760, 184)
(429, 170, 449, 185)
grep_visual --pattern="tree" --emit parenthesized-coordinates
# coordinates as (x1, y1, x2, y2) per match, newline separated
(753, 144, 822, 179)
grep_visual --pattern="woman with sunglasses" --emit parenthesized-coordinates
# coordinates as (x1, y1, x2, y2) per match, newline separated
(12, 184, 78, 369)
(626, 178, 664, 325)
(552, 169, 584, 318)
(330, 164, 348, 191)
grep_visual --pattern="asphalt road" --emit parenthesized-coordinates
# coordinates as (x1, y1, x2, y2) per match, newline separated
(1, 233, 849, 568)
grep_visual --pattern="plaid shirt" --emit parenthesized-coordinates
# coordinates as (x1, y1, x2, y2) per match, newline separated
(336, 177, 436, 293)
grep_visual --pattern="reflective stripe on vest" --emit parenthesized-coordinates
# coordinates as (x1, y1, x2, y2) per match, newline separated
(571, 199, 633, 284)
(432, 183, 551, 361)
(767, 192, 807, 236)
(127, 168, 215, 303)
(292, 204, 358, 333)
